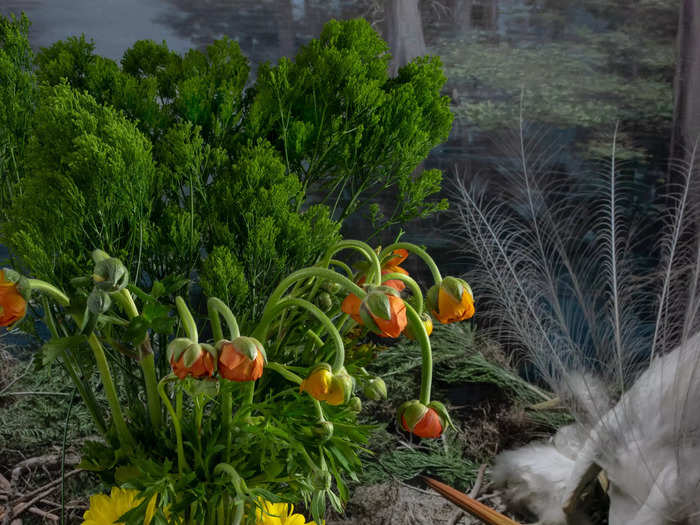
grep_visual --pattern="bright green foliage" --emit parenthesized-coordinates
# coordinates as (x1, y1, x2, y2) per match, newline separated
(3, 83, 156, 284)
(1, 16, 451, 323)
(0, 14, 36, 221)
(247, 19, 452, 232)
(202, 141, 339, 324)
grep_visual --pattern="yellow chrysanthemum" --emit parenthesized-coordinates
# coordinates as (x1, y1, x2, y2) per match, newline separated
(255, 499, 322, 525)
(82, 487, 156, 525)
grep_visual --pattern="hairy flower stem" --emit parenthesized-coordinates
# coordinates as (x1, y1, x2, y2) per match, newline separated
(87, 333, 135, 449)
(175, 296, 198, 341)
(266, 362, 303, 384)
(114, 289, 162, 431)
(207, 297, 240, 463)
(381, 272, 424, 314)
(158, 376, 189, 475)
(264, 268, 366, 313)
(28, 279, 70, 306)
(207, 297, 240, 341)
(380, 242, 443, 284)
(255, 297, 346, 371)
(321, 239, 383, 284)
(405, 303, 433, 405)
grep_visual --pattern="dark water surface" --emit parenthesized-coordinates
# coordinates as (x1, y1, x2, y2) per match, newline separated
(0, 0, 678, 271)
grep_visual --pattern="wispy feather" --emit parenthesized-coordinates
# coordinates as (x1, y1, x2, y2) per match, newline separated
(449, 121, 700, 524)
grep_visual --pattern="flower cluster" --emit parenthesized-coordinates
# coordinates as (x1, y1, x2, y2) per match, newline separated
(2, 239, 475, 523)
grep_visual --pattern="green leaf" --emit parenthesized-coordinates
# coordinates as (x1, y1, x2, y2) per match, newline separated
(40, 335, 88, 366)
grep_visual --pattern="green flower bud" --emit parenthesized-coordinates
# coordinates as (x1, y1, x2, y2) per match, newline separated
(348, 396, 362, 412)
(312, 420, 334, 442)
(316, 291, 334, 312)
(92, 250, 129, 292)
(87, 288, 112, 314)
(364, 377, 387, 401)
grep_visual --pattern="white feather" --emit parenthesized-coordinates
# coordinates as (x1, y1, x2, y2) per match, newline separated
(450, 123, 700, 523)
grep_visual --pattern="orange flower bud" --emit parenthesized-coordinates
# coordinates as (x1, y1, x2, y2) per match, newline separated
(341, 293, 362, 323)
(0, 270, 28, 328)
(427, 277, 475, 324)
(397, 400, 452, 439)
(300, 364, 353, 406)
(216, 337, 266, 382)
(167, 338, 216, 380)
(360, 288, 407, 338)
(300, 364, 333, 401)
(404, 312, 433, 340)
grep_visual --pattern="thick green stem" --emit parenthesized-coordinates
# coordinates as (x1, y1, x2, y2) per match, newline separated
(158, 376, 189, 475)
(87, 333, 135, 449)
(176, 296, 198, 341)
(254, 297, 345, 371)
(140, 352, 162, 431)
(380, 242, 443, 284)
(405, 304, 433, 405)
(381, 273, 424, 314)
(207, 297, 240, 341)
(115, 289, 162, 431)
(29, 279, 70, 306)
(223, 389, 233, 463)
(231, 501, 244, 525)
(266, 362, 303, 384)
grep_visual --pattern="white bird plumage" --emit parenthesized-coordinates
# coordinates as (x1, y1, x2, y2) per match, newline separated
(450, 122, 700, 524)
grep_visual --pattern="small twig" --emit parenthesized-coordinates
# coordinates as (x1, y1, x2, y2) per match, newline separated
(0, 357, 34, 394)
(469, 464, 488, 499)
(0, 391, 71, 397)
(9, 470, 82, 505)
(449, 509, 466, 525)
(27, 506, 59, 521)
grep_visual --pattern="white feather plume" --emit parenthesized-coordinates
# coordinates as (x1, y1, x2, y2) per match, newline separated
(449, 120, 700, 524)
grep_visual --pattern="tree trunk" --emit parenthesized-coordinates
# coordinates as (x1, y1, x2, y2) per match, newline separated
(384, 0, 427, 76)
(670, 0, 700, 166)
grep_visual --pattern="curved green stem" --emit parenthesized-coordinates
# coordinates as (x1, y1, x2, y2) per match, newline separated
(115, 289, 162, 431)
(87, 333, 135, 449)
(381, 273, 424, 314)
(306, 329, 325, 349)
(266, 362, 303, 384)
(380, 242, 442, 284)
(264, 268, 365, 314)
(255, 297, 345, 371)
(313, 399, 326, 421)
(29, 279, 70, 306)
(158, 375, 189, 475)
(321, 240, 382, 285)
(329, 258, 353, 278)
(175, 296, 198, 341)
(405, 304, 433, 405)
(207, 297, 240, 341)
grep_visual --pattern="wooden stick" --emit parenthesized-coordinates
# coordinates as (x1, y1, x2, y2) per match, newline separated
(422, 476, 522, 525)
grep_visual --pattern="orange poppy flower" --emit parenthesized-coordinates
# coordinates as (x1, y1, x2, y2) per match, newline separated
(217, 337, 266, 382)
(341, 293, 362, 323)
(0, 270, 27, 327)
